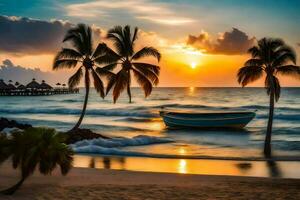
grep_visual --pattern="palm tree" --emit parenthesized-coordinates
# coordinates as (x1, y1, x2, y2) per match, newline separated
(0, 127, 73, 195)
(53, 24, 108, 130)
(237, 38, 300, 157)
(96, 25, 161, 103)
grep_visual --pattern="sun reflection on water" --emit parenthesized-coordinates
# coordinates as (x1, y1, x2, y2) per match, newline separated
(178, 159, 187, 174)
(189, 86, 194, 93)
(73, 155, 300, 178)
(149, 121, 164, 131)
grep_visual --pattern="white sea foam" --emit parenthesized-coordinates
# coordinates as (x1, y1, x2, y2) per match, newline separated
(70, 135, 173, 155)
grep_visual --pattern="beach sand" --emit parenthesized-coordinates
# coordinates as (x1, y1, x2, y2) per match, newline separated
(0, 162, 300, 200)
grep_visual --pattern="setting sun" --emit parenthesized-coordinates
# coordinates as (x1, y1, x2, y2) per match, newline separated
(190, 62, 197, 69)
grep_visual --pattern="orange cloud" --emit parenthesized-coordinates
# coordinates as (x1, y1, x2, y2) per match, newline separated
(187, 28, 255, 55)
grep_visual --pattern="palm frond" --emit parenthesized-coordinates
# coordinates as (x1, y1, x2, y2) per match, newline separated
(265, 75, 272, 95)
(96, 66, 116, 79)
(123, 25, 134, 56)
(107, 26, 125, 55)
(237, 65, 264, 87)
(91, 69, 105, 98)
(68, 67, 83, 89)
(7, 127, 74, 180)
(272, 46, 297, 67)
(244, 58, 263, 67)
(132, 63, 159, 85)
(102, 63, 119, 71)
(55, 48, 83, 60)
(63, 24, 93, 56)
(132, 62, 160, 75)
(57, 144, 73, 175)
(273, 52, 296, 67)
(131, 27, 139, 46)
(107, 25, 124, 37)
(132, 68, 152, 97)
(93, 46, 121, 65)
(63, 29, 85, 55)
(247, 46, 260, 58)
(77, 24, 93, 55)
(132, 47, 161, 61)
(112, 69, 128, 103)
(94, 55, 120, 66)
(105, 73, 117, 95)
(265, 75, 281, 102)
(53, 59, 78, 70)
(92, 43, 108, 59)
(85, 25, 93, 55)
(269, 38, 284, 51)
(276, 65, 300, 77)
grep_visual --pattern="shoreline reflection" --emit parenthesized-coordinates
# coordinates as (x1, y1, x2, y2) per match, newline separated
(74, 155, 300, 179)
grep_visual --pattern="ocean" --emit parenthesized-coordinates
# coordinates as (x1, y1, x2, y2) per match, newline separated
(1, 87, 300, 159)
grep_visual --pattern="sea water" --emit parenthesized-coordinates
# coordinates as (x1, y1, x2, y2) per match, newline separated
(1, 87, 300, 159)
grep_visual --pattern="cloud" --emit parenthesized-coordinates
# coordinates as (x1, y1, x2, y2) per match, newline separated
(66, 0, 195, 26)
(0, 15, 102, 55)
(0, 59, 69, 86)
(187, 31, 212, 51)
(187, 28, 255, 55)
(0, 16, 73, 54)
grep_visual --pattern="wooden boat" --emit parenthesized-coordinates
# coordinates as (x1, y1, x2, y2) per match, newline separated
(160, 110, 256, 129)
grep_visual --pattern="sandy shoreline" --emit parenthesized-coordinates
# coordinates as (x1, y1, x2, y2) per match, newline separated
(1, 162, 300, 200)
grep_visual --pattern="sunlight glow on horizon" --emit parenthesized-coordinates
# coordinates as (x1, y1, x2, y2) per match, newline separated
(190, 62, 197, 69)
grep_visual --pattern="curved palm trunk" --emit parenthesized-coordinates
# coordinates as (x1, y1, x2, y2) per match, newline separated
(71, 68, 90, 131)
(264, 89, 274, 157)
(1, 177, 26, 195)
(127, 71, 132, 103)
(127, 84, 132, 103)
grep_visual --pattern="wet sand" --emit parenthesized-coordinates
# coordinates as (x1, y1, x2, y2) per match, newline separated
(73, 155, 300, 178)
(0, 162, 300, 200)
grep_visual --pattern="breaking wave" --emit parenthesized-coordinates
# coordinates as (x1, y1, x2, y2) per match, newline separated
(71, 135, 173, 155)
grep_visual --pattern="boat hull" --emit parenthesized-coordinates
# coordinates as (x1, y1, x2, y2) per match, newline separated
(160, 111, 256, 129)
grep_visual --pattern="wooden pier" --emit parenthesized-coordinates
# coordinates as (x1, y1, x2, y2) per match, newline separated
(0, 79, 79, 96)
(0, 88, 79, 96)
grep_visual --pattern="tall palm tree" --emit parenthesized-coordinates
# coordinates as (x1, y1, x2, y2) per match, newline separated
(53, 24, 107, 130)
(0, 127, 73, 195)
(96, 25, 161, 103)
(237, 38, 300, 157)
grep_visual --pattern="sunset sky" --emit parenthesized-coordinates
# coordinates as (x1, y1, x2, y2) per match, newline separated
(0, 0, 300, 87)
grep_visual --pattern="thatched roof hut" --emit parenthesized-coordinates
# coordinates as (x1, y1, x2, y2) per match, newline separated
(0, 79, 8, 90)
(7, 80, 16, 90)
(7, 84, 16, 90)
(26, 78, 41, 89)
(40, 80, 53, 90)
(17, 84, 26, 90)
